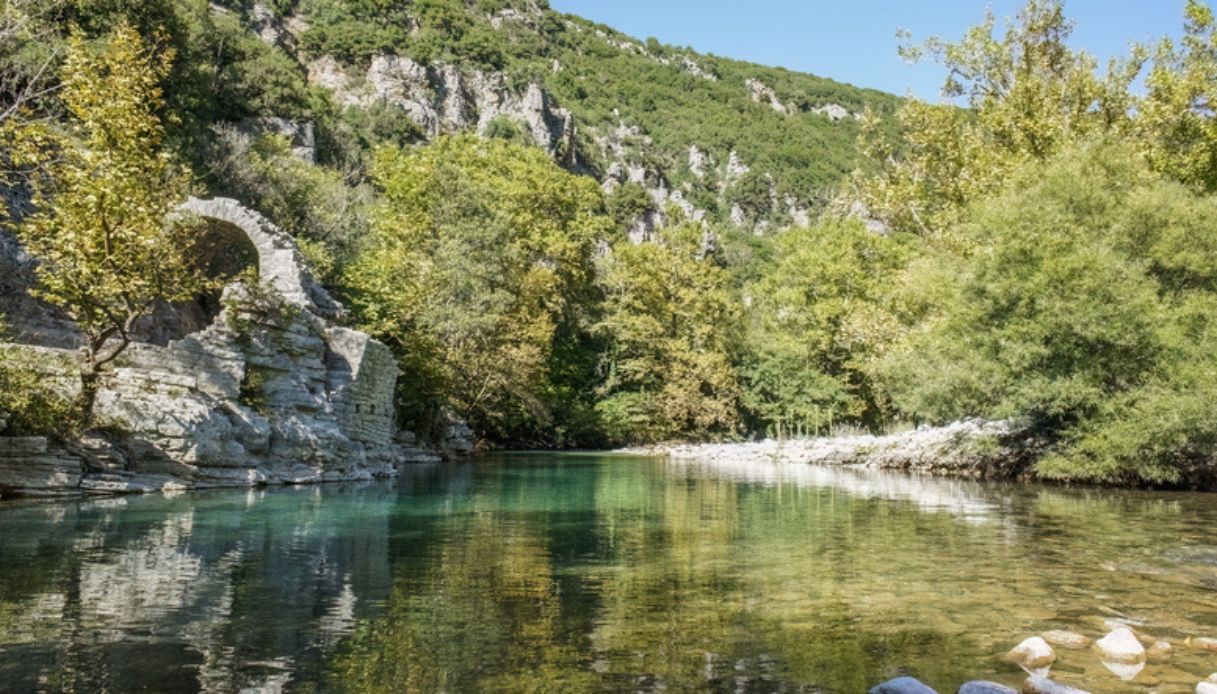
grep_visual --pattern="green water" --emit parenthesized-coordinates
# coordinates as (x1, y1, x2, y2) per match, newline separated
(1, 454, 1216, 693)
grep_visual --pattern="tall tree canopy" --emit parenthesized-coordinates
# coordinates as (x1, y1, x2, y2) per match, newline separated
(345, 134, 612, 443)
(594, 222, 741, 444)
(7, 23, 210, 407)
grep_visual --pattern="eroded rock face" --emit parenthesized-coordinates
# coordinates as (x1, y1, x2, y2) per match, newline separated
(745, 77, 791, 115)
(0, 199, 418, 496)
(308, 55, 576, 164)
(812, 102, 858, 122)
(0, 227, 84, 349)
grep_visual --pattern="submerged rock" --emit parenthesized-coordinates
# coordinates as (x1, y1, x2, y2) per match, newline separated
(1008, 636, 1057, 669)
(1193, 637, 1217, 653)
(1095, 627, 1146, 663)
(869, 677, 939, 694)
(1148, 640, 1173, 658)
(1022, 675, 1091, 694)
(1040, 630, 1091, 649)
(958, 682, 1018, 694)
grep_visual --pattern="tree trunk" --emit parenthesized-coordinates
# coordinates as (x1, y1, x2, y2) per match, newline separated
(79, 366, 100, 424)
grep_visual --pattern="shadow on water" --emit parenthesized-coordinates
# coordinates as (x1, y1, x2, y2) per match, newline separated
(1, 454, 1216, 692)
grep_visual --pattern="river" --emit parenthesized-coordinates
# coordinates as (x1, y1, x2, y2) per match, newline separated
(1, 453, 1215, 692)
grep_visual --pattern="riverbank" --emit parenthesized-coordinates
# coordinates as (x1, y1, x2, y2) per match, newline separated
(621, 419, 1041, 480)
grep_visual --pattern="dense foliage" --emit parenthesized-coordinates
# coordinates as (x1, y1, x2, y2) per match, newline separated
(876, 144, 1217, 484)
(595, 223, 741, 444)
(343, 135, 611, 445)
(854, 0, 1217, 486)
(740, 220, 907, 438)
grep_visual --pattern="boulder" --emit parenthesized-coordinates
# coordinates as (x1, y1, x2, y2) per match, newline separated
(1095, 627, 1146, 663)
(958, 682, 1018, 694)
(1008, 636, 1056, 669)
(1021, 676, 1090, 694)
(1199, 682, 1217, 694)
(869, 677, 939, 694)
(1040, 630, 1091, 650)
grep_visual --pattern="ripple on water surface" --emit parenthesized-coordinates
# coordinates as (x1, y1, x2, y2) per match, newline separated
(1, 454, 1216, 692)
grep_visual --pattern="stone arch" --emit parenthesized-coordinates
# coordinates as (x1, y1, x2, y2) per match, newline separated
(178, 197, 318, 310)
(195, 217, 259, 281)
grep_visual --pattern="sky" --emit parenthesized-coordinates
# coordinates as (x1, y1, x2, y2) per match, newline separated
(547, 1, 1188, 99)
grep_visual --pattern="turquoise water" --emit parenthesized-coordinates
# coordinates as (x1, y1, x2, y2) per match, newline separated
(2, 453, 1217, 692)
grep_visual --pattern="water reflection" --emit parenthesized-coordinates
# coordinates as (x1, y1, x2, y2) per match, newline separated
(0, 482, 400, 692)
(0, 456, 1215, 693)
(669, 457, 1010, 523)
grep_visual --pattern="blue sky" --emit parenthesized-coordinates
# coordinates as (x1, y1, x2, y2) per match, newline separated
(547, 1, 1188, 99)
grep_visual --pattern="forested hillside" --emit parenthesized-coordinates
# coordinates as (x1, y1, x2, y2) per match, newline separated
(5, 0, 1217, 487)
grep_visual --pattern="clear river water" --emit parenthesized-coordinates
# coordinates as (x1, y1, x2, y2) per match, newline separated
(1, 453, 1216, 693)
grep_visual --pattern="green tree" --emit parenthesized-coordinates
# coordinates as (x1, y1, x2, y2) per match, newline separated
(854, 0, 1140, 238)
(876, 141, 1217, 485)
(7, 24, 210, 409)
(741, 220, 907, 437)
(595, 223, 741, 444)
(344, 134, 611, 443)
(1140, 0, 1217, 191)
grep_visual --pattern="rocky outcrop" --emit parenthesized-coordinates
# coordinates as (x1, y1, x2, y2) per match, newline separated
(308, 55, 576, 165)
(811, 102, 858, 122)
(0, 227, 84, 349)
(745, 78, 791, 115)
(743, 80, 859, 123)
(0, 198, 433, 497)
(0, 436, 82, 497)
(234, 117, 316, 163)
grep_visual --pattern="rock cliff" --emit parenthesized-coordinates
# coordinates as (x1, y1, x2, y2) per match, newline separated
(308, 55, 577, 166)
(0, 198, 462, 498)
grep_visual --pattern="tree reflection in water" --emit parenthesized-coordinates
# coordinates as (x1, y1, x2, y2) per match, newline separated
(1, 455, 1216, 693)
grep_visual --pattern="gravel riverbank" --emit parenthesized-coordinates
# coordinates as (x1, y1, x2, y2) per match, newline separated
(622, 419, 1039, 479)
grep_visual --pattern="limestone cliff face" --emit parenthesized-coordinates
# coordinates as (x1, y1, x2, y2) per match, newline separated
(308, 55, 576, 166)
(0, 198, 456, 498)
